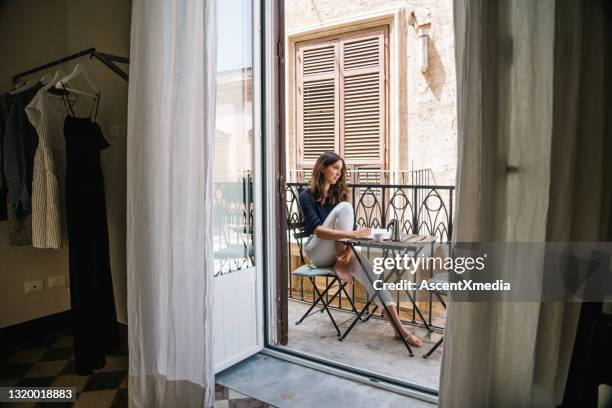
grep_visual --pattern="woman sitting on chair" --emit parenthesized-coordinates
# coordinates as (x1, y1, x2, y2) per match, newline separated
(298, 151, 422, 347)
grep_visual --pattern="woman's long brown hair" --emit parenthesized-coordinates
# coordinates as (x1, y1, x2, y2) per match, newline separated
(309, 152, 349, 205)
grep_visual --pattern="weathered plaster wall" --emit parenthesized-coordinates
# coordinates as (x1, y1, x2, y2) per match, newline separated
(285, 0, 457, 185)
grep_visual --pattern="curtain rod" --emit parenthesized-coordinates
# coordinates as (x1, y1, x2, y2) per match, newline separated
(13, 47, 129, 84)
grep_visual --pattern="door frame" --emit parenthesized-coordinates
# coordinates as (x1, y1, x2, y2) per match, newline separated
(213, 0, 265, 374)
(260, 0, 438, 403)
(261, 0, 287, 346)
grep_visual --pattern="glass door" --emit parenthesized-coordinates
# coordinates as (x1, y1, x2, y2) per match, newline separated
(213, 0, 264, 373)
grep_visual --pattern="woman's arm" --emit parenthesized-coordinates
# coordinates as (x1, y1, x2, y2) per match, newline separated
(313, 225, 370, 240)
(299, 190, 371, 239)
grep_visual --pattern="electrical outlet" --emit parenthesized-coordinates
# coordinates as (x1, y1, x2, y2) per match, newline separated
(24, 280, 44, 294)
(48, 275, 67, 288)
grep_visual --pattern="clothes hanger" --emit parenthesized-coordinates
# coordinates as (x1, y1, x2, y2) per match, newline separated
(54, 63, 99, 99)
(40, 74, 54, 85)
(40, 64, 53, 85)
(57, 83, 99, 99)
(10, 81, 26, 92)
(42, 69, 67, 92)
(9, 78, 38, 95)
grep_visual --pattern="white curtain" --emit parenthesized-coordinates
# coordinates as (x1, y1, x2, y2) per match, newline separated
(126, 1, 216, 407)
(440, 0, 611, 407)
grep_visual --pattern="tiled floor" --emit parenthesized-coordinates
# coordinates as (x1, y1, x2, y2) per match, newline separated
(215, 384, 275, 408)
(0, 329, 274, 408)
(287, 300, 442, 390)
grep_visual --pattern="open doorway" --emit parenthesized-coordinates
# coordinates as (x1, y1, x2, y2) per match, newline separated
(268, 0, 458, 394)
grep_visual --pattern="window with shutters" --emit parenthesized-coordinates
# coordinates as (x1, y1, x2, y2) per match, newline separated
(296, 28, 387, 180)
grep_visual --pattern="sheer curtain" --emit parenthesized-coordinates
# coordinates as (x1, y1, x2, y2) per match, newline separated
(440, 0, 611, 407)
(126, 1, 216, 407)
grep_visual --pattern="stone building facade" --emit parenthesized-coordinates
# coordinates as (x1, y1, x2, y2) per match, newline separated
(285, 0, 457, 186)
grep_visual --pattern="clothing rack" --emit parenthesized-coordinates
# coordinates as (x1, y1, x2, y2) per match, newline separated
(12, 47, 129, 84)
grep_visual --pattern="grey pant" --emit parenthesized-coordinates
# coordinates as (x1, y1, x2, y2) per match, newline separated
(305, 202, 395, 306)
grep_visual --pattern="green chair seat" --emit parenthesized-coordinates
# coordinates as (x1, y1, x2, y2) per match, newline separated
(292, 264, 335, 277)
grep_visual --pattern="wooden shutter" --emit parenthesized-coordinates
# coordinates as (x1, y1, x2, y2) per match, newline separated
(296, 28, 387, 169)
(340, 32, 386, 167)
(297, 43, 338, 165)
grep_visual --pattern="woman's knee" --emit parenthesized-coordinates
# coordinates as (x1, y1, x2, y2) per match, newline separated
(335, 201, 353, 214)
(334, 202, 354, 225)
(323, 201, 354, 231)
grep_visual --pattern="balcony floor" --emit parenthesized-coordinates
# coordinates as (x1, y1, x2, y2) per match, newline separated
(287, 299, 443, 391)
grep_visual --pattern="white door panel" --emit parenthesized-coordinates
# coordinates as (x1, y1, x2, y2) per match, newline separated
(214, 267, 259, 373)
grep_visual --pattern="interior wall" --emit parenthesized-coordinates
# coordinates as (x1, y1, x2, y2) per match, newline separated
(0, 0, 131, 327)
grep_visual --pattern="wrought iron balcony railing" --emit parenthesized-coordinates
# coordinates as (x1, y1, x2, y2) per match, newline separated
(286, 182, 454, 243)
(286, 182, 455, 330)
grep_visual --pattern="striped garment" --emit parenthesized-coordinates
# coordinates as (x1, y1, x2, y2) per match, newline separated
(26, 89, 92, 249)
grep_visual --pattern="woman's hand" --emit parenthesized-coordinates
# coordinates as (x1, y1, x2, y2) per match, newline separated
(350, 227, 371, 239)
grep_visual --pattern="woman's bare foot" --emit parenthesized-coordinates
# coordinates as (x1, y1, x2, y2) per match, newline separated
(333, 261, 353, 284)
(394, 331, 423, 347)
(336, 246, 352, 265)
(381, 308, 422, 347)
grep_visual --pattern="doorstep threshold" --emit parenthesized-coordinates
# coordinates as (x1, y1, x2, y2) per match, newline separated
(216, 351, 437, 408)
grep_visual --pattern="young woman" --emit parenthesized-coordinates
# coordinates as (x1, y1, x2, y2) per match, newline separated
(298, 152, 422, 347)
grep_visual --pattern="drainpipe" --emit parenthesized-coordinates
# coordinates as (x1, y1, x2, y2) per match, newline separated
(418, 26, 429, 73)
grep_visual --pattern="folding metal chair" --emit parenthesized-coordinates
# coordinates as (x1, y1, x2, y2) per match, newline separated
(423, 271, 449, 358)
(289, 220, 360, 337)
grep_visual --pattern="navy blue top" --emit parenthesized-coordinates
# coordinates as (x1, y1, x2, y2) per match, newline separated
(299, 189, 338, 236)
(3, 83, 42, 216)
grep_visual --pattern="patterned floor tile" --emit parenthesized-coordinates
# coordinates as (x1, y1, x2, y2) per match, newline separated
(0, 377, 20, 386)
(216, 385, 277, 408)
(52, 335, 74, 348)
(73, 389, 118, 408)
(0, 364, 33, 380)
(229, 397, 272, 408)
(3, 401, 38, 408)
(82, 371, 126, 392)
(1, 331, 274, 408)
(21, 334, 61, 349)
(59, 359, 76, 375)
(24, 360, 68, 378)
(34, 401, 75, 408)
(215, 400, 230, 408)
(98, 356, 128, 372)
(110, 387, 128, 408)
(229, 389, 249, 399)
(216, 383, 230, 400)
(6, 348, 47, 364)
(16, 376, 55, 387)
(39, 347, 74, 362)
(52, 374, 91, 393)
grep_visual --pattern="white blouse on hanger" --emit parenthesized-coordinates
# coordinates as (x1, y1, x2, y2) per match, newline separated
(26, 89, 91, 249)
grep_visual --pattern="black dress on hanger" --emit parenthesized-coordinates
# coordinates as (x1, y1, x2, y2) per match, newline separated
(62, 92, 120, 374)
